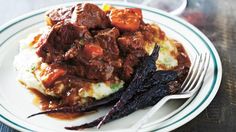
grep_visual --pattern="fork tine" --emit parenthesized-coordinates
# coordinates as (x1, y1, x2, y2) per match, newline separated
(184, 53, 207, 92)
(189, 53, 210, 94)
(180, 54, 197, 90)
(181, 54, 202, 92)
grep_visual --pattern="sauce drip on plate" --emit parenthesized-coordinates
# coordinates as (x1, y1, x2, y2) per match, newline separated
(29, 88, 82, 120)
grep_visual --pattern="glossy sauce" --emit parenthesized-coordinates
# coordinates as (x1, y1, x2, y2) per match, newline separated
(29, 88, 82, 120)
(175, 41, 191, 69)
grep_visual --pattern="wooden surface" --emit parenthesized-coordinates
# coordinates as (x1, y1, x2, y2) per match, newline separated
(1, 0, 236, 131)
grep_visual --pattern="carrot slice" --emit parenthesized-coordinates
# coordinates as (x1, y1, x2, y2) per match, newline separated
(83, 44, 103, 58)
(109, 8, 142, 31)
(42, 68, 66, 87)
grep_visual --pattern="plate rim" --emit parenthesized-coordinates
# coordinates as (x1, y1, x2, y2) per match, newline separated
(0, 1, 222, 132)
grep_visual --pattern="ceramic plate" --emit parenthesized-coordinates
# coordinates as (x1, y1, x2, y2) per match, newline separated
(0, 1, 222, 132)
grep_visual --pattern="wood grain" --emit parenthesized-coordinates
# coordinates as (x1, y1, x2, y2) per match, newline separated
(176, 0, 236, 131)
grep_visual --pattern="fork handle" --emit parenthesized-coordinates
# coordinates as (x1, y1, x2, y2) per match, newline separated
(130, 97, 169, 131)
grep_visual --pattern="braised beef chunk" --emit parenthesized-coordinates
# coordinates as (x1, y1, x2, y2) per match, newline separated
(71, 3, 110, 29)
(45, 3, 110, 29)
(140, 24, 165, 42)
(122, 50, 147, 80)
(118, 31, 145, 53)
(117, 31, 146, 80)
(36, 22, 92, 63)
(54, 23, 92, 44)
(80, 28, 122, 81)
(45, 6, 74, 26)
(86, 60, 114, 81)
(95, 28, 120, 58)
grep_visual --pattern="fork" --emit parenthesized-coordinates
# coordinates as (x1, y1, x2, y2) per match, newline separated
(129, 53, 210, 131)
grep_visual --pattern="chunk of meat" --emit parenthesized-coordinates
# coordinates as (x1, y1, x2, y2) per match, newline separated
(139, 24, 165, 42)
(45, 6, 74, 26)
(36, 22, 92, 63)
(71, 3, 110, 29)
(117, 31, 146, 80)
(118, 31, 145, 53)
(95, 28, 120, 58)
(122, 50, 147, 80)
(109, 8, 142, 31)
(64, 41, 81, 60)
(86, 60, 114, 81)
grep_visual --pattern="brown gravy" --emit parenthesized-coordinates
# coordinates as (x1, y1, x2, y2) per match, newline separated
(175, 41, 191, 69)
(29, 88, 82, 120)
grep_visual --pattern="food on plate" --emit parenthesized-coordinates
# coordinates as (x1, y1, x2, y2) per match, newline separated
(13, 3, 190, 129)
(66, 46, 189, 130)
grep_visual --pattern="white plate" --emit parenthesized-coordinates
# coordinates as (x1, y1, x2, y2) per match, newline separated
(0, 1, 222, 132)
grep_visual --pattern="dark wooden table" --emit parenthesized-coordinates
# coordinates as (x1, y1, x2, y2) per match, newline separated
(176, 0, 236, 131)
(1, 0, 235, 131)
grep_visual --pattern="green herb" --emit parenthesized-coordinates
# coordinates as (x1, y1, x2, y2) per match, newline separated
(110, 82, 124, 91)
(31, 65, 36, 71)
